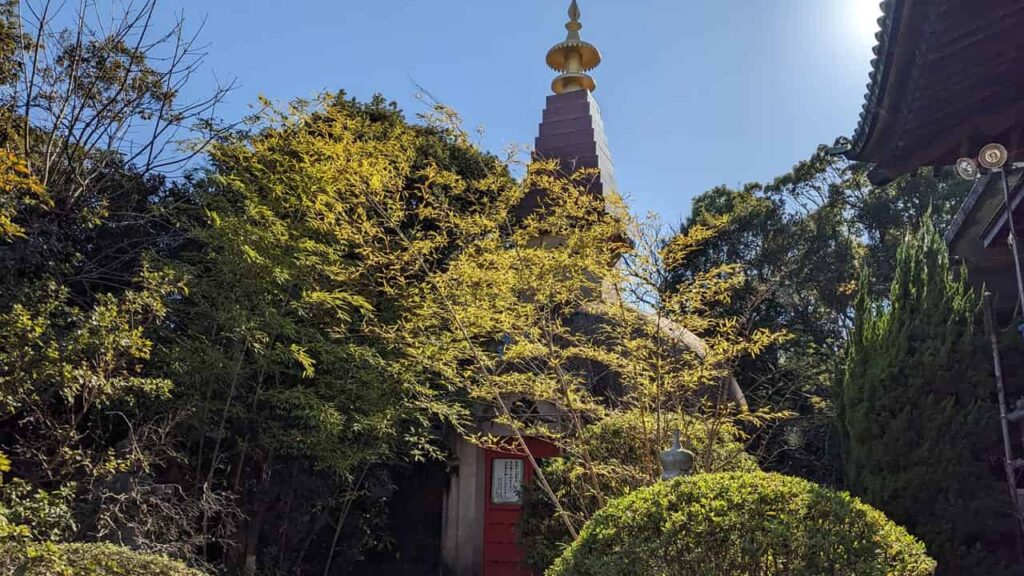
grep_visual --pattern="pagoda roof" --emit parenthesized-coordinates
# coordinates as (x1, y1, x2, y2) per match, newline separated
(847, 0, 1024, 183)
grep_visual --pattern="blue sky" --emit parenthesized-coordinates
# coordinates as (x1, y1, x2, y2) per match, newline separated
(149, 0, 881, 224)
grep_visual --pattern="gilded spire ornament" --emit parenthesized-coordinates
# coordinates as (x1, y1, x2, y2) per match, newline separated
(546, 0, 602, 94)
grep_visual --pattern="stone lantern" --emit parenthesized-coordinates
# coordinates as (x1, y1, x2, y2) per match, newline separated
(660, 429, 695, 480)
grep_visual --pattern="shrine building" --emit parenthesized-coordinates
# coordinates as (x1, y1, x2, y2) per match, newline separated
(435, 4, 747, 575)
(440, 3, 615, 575)
(845, 0, 1024, 317)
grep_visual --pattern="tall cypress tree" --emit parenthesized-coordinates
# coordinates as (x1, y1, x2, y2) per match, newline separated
(838, 218, 1015, 575)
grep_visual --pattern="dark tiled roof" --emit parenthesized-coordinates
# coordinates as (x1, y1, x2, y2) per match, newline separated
(847, 0, 1024, 183)
(944, 173, 991, 244)
(848, 0, 902, 160)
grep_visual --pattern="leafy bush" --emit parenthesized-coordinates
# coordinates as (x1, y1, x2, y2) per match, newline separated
(0, 542, 206, 576)
(1, 454, 203, 575)
(519, 412, 758, 573)
(547, 472, 935, 576)
(0, 478, 76, 542)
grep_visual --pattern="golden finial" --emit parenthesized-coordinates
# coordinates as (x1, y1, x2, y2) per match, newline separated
(546, 0, 602, 94)
(567, 0, 582, 40)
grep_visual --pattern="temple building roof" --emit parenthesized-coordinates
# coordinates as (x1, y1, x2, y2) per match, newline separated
(846, 0, 1024, 184)
(945, 170, 1024, 312)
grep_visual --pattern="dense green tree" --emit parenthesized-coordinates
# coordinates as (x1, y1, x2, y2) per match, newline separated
(161, 91, 516, 574)
(666, 152, 972, 483)
(838, 218, 1015, 575)
(428, 205, 788, 573)
(668, 181, 856, 483)
(0, 0, 232, 566)
(764, 154, 969, 296)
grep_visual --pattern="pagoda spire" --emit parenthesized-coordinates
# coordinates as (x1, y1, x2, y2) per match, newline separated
(546, 0, 602, 94)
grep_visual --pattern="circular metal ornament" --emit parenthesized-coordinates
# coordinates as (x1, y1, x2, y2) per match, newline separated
(956, 157, 980, 180)
(979, 143, 1009, 170)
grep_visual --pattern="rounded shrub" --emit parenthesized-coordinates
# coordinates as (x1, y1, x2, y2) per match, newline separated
(0, 542, 206, 576)
(547, 472, 935, 576)
(519, 413, 758, 573)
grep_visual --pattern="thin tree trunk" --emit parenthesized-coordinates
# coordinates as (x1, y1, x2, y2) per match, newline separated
(323, 466, 369, 576)
(366, 197, 580, 539)
(294, 513, 329, 575)
(206, 342, 246, 486)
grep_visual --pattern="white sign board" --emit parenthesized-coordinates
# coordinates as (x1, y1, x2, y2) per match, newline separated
(491, 458, 524, 504)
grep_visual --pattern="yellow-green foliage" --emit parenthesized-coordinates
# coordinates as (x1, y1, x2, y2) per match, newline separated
(0, 478, 76, 542)
(548, 472, 935, 576)
(0, 273, 175, 417)
(176, 92, 518, 482)
(408, 183, 788, 458)
(179, 89, 791, 572)
(0, 542, 206, 576)
(399, 139, 789, 550)
(405, 159, 625, 421)
(0, 148, 48, 240)
(572, 411, 758, 493)
(157, 92, 522, 571)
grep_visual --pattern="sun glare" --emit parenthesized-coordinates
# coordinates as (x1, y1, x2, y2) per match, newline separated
(849, 0, 884, 43)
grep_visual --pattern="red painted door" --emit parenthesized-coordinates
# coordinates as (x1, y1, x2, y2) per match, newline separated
(482, 438, 558, 576)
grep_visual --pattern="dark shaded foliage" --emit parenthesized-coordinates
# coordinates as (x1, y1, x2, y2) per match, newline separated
(838, 219, 1017, 575)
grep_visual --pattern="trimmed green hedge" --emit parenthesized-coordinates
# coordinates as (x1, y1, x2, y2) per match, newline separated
(0, 542, 205, 576)
(519, 412, 758, 574)
(547, 472, 935, 576)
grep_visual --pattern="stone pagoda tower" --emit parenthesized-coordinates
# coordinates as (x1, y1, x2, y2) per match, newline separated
(440, 5, 624, 575)
(516, 0, 617, 219)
